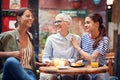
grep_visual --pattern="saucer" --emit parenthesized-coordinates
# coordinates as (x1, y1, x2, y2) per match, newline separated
(57, 66, 69, 70)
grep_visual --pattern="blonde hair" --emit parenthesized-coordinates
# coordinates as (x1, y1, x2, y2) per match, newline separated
(55, 13, 72, 23)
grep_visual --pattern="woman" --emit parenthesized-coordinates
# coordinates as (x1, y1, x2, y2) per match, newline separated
(72, 13, 110, 80)
(40, 13, 80, 80)
(0, 8, 37, 80)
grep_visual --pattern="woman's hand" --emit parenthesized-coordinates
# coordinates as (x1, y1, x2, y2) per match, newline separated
(65, 60, 70, 66)
(45, 61, 53, 66)
(72, 37, 80, 50)
(13, 51, 22, 60)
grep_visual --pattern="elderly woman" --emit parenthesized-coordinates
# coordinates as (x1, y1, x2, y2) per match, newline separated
(40, 13, 80, 80)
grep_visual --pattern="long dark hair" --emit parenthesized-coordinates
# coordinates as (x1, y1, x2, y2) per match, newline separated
(88, 13, 107, 49)
(15, 8, 33, 28)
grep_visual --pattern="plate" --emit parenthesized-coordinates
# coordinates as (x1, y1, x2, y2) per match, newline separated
(70, 64, 84, 68)
(57, 66, 69, 70)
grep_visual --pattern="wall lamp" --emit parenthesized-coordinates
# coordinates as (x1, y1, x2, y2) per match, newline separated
(72, 0, 82, 9)
(93, 0, 101, 5)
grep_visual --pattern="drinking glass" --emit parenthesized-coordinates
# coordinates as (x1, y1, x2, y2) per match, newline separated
(53, 58, 59, 67)
(59, 59, 66, 67)
(91, 55, 99, 68)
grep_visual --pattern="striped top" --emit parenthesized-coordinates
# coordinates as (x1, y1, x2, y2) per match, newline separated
(20, 38, 33, 69)
(81, 33, 110, 66)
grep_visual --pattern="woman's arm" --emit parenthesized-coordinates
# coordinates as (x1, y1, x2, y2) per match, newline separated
(0, 51, 22, 59)
(76, 47, 100, 61)
(72, 37, 100, 61)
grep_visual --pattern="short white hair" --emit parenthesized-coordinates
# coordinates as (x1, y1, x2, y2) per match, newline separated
(55, 13, 72, 23)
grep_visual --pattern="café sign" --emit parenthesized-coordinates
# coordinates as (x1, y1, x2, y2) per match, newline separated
(60, 10, 88, 18)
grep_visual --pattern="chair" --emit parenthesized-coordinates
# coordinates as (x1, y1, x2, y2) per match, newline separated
(106, 52, 115, 76)
(109, 76, 119, 80)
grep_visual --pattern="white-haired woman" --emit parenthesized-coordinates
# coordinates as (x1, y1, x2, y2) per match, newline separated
(40, 13, 80, 80)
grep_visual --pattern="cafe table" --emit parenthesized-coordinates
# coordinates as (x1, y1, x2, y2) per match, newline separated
(39, 65, 109, 80)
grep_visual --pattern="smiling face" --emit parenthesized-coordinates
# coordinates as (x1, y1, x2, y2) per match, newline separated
(17, 9, 34, 29)
(84, 17, 99, 33)
(53, 13, 71, 36)
(54, 19, 69, 33)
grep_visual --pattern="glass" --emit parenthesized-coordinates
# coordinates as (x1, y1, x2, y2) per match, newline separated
(59, 59, 66, 67)
(53, 20, 62, 25)
(91, 55, 99, 68)
(53, 20, 68, 25)
(53, 58, 59, 67)
(53, 58, 66, 67)
(54, 20, 62, 24)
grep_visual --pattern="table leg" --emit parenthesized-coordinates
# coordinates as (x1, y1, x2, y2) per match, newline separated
(74, 75, 78, 80)
(57, 74, 63, 80)
(59, 75, 63, 80)
(57, 74, 77, 80)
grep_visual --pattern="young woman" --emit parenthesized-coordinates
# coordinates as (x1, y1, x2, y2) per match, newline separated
(0, 8, 37, 80)
(72, 13, 110, 80)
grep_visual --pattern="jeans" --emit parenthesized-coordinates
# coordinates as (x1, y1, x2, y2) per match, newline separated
(40, 73, 58, 80)
(2, 57, 36, 80)
(40, 73, 74, 80)
(78, 72, 110, 80)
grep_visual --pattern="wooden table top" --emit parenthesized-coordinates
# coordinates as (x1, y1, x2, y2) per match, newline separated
(39, 65, 109, 75)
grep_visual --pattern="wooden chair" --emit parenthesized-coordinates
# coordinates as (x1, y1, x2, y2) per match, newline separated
(106, 52, 115, 76)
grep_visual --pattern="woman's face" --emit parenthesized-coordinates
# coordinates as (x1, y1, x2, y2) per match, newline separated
(84, 17, 98, 33)
(54, 18, 69, 33)
(18, 10, 34, 28)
